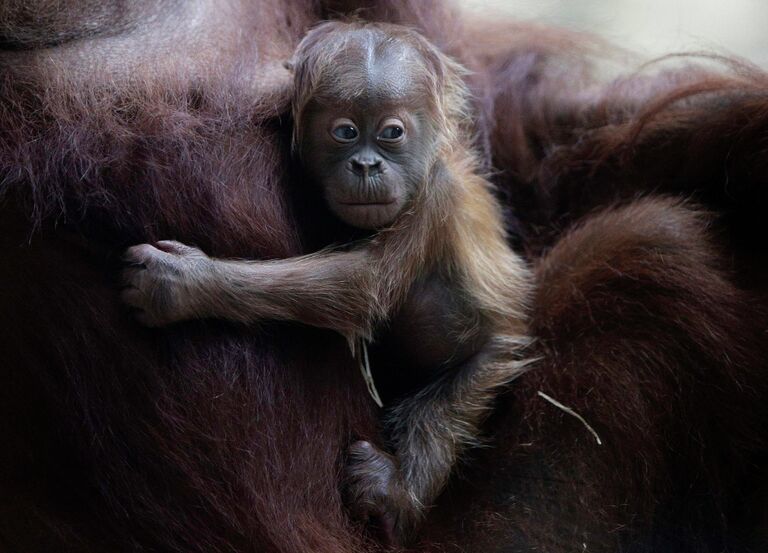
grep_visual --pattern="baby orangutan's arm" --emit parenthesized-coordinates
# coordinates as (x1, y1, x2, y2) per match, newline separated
(121, 240, 375, 337)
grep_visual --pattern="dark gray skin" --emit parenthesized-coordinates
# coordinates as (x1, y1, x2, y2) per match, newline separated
(301, 104, 413, 229)
(298, 47, 438, 230)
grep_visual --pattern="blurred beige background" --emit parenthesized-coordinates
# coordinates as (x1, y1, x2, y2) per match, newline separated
(462, 0, 768, 67)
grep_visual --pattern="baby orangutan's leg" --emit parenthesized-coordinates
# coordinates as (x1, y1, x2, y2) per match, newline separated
(345, 335, 532, 545)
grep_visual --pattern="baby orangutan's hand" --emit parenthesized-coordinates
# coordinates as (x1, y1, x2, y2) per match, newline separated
(121, 240, 215, 327)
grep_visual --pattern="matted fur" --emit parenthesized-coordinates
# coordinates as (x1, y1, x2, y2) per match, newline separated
(0, 1, 767, 552)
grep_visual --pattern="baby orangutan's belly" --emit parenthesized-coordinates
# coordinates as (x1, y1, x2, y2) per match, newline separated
(369, 271, 489, 401)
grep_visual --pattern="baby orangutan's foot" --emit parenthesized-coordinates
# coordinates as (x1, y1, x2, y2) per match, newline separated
(344, 440, 421, 546)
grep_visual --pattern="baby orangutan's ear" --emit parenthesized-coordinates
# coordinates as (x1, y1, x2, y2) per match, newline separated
(283, 59, 295, 72)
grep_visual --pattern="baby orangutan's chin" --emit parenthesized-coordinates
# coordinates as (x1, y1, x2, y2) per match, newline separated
(330, 199, 404, 230)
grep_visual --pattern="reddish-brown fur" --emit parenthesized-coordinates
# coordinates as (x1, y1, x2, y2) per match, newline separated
(1, 1, 767, 552)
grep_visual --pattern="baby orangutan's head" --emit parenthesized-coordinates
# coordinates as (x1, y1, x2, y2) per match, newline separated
(289, 21, 466, 229)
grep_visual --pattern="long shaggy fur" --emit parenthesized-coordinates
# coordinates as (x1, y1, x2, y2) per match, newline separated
(1, 1, 767, 552)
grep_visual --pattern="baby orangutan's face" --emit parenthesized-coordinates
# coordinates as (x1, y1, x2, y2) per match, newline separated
(297, 42, 439, 230)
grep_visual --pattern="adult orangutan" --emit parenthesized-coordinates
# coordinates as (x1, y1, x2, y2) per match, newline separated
(0, 1, 766, 552)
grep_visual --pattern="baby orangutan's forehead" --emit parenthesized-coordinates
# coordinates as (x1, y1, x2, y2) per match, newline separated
(314, 40, 434, 107)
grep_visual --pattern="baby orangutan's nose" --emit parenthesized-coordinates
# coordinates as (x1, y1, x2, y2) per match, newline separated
(350, 155, 383, 177)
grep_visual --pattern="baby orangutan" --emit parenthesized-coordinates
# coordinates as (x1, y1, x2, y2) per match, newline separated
(122, 21, 533, 544)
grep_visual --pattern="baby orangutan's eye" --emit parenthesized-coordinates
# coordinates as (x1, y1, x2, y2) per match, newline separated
(331, 123, 359, 142)
(379, 125, 404, 141)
